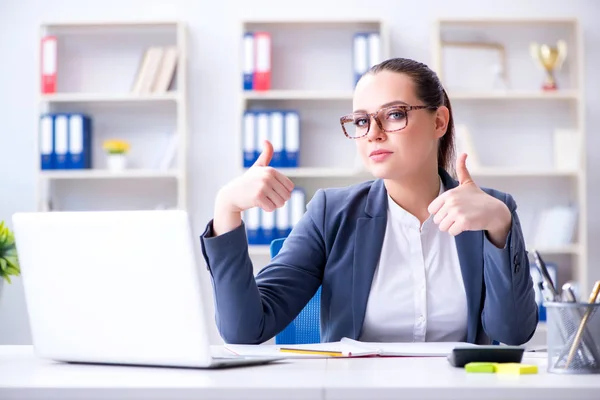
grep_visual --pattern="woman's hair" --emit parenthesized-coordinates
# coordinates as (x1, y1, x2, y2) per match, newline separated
(368, 58, 455, 174)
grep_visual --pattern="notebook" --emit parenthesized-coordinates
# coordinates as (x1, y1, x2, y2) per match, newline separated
(225, 338, 477, 359)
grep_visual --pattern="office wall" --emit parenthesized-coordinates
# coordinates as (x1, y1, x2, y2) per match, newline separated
(0, 0, 598, 345)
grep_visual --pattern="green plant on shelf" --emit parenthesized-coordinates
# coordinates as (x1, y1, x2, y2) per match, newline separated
(0, 221, 20, 284)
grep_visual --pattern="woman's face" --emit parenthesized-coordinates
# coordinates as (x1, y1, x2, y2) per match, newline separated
(348, 70, 448, 180)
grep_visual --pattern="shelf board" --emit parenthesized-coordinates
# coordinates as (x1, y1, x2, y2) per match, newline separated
(243, 90, 354, 101)
(250, 245, 579, 257)
(448, 90, 579, 100)
(527, 244, 580, 255)
(249, 245, 271, 256)
(243, 167, 577, 179)
(242, 18, 384, 26)
(42, 20, 182, 29)
(40, 92, 180, 103)
(470, 168, 578, 178)
(39, 169, 180, 180)
(438, 17, 578, 26)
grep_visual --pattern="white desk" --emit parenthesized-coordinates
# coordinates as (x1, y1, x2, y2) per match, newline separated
(1, 346, 599, 400)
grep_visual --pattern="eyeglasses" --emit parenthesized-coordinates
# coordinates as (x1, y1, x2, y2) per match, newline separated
(340, 104, 438, 139)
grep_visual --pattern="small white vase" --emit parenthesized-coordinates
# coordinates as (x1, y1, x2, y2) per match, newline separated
(107, 154, 127, 171)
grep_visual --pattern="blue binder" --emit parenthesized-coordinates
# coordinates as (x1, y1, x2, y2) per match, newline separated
(53, 114, 69, 169)
(67, 113, 92, 169)
(39, 114, 54, 170)
(243, 32, 254, 91)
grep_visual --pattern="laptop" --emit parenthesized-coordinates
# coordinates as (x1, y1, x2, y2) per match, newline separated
(11, 209, 284, 369)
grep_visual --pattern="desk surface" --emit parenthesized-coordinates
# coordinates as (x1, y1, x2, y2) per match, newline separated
(1, 345, 599, 400)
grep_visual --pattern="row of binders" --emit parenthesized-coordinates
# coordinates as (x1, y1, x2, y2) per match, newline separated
(243, 110, 300, 168)
(244, 188, 306, 245)
(241, 31, 382, 90)
(39, 113, 92, 170)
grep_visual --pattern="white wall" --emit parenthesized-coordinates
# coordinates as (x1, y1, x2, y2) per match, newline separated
(0, 0, 598, 345)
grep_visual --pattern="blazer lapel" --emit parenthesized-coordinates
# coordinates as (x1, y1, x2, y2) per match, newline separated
(351, 179, 387, 339)
(440, 169, 484, 343)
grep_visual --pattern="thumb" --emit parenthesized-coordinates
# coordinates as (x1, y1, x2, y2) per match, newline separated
(253, 140, 273, 167)
(456, 153, 473, 185)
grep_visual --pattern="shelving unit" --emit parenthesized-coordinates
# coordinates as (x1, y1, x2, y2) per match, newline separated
(36, 21, 188, 212)
(237, 19, 391, 258)
(432, 18, 588, 294)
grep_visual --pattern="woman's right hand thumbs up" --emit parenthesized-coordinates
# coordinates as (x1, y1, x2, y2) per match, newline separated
(212, 140, 295, 236)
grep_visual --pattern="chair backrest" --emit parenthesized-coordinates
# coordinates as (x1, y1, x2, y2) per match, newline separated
(270, 238, 321, 344)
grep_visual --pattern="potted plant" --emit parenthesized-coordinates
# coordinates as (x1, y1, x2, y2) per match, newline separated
(0, 220, 20, 299)
(103, 139, 131, 171)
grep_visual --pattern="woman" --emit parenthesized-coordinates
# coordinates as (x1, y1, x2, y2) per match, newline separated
(200, 57, 538, 346)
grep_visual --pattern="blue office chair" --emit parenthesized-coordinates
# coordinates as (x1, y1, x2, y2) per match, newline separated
(269, 238, 321, 344)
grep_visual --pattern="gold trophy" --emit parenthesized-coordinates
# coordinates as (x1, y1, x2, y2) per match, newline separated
(530, 40, 567, 90)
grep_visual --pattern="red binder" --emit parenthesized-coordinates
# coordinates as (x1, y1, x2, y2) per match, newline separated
(41, 35, 57, 94)
(253, 32, 271, 91)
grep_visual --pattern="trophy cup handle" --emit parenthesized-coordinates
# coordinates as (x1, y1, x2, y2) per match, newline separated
(556, 40, 568, 69)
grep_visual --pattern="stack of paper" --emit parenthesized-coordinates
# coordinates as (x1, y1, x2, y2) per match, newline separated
(224, 338, 477, 359)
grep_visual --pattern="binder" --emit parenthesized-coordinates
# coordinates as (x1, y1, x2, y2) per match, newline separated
(367, 32, 381, 68)
(269, 111, 284, 168)
(254, 32, 271, 91)
(39, 114, 54, 170)
(243, 33, 254, 90)
(67, 114, 92, 169)
(53, 114, 69, 169)
(261, 209, 276, 245)
(290, 188, 306, 228)
(276, 200, 291, 238)
(353, 33, 368, 87)
(284, 111, 300, 167)
(245, 207, 260, 245)
(243, 111, 256, 168)
(255, 112, 270, 165)
(41, 35, 57, 94)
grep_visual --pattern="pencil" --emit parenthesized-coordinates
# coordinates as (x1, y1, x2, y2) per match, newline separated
(279, 348, 344, 357)
(565, 280, 600, 368)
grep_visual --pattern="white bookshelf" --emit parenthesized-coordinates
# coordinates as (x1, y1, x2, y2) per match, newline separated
(432, 18, 589, 294)
(36, 20, 188, 212)
(238, 19, 391, 258)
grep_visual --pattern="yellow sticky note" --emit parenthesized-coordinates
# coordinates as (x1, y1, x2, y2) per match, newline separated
(494, 363, 538, 375)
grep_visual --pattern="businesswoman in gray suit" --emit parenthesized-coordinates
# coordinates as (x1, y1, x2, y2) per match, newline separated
(200, 57, 538, 346)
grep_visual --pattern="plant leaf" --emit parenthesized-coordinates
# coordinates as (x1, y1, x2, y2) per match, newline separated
(0, 258, 7, 272)
(5, 265, 19, 277)
(4, 255, 18, 269)
(3, 275, 11, 284)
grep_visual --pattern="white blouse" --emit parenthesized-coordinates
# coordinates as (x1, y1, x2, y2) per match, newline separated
(359, 180, 469, 342)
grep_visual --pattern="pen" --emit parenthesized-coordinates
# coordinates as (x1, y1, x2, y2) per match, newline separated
(561, 282, 577, 302)
(279, 348, 344, 357)
(531, 250, 560, 301)
(565, 280, 600, 368)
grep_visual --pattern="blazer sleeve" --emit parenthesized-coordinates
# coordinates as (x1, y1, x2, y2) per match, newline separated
(481, 193, 539, 345)
(199, 189, 327, 344)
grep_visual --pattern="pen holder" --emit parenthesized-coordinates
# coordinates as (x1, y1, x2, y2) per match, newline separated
(545, 302, 600, 374)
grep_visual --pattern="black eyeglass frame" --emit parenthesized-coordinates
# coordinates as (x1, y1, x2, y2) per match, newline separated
(339, 105, 439, 139)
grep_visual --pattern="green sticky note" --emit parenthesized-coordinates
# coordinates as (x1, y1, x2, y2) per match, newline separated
(465, 362, 497, 373)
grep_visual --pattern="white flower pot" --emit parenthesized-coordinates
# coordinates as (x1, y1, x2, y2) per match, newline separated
(0, 279, 4, 303)
(107, 154, 127, 171)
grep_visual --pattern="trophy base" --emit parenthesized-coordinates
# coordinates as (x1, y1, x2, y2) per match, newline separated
(542, 82, 558, 91)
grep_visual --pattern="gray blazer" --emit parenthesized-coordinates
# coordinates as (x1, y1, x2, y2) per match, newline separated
(200, 168, 539, 345)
